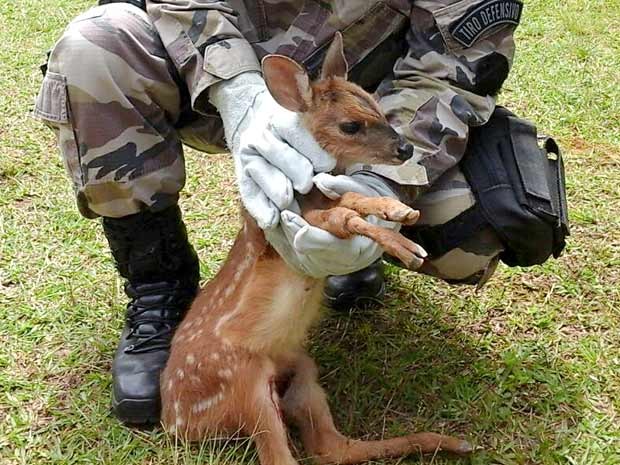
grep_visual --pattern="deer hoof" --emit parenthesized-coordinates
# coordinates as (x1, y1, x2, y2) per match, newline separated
(384, 207, 419, 225)
(455, 440, 479, 455)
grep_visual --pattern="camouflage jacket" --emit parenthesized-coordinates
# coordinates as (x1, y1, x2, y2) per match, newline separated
(146, 0, 522, 185)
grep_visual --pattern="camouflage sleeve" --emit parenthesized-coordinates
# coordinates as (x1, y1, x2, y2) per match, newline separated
(145, 0, 261, 112)
(371, 0, 522, 186)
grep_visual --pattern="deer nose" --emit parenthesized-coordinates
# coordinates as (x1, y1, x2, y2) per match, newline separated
(397, 142, 413, 161)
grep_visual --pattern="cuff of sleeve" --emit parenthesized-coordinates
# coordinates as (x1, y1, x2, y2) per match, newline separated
(193, 38, 261, 110)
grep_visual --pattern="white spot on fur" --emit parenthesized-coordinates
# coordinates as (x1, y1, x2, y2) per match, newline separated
(167, 379, 173, 392)
(218, 368, 233, 379)
(176, 369, 185, 380)
(210, 353, 220, 361)
(174, 401, 180, 414)
(214, 312, 235, 337)
(176, 416, 184, 427)
(191, 391, 225, 414)
(186, 353, 195, 365)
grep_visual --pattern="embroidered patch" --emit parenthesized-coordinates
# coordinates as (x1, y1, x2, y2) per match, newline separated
(449, 0, 523, 48)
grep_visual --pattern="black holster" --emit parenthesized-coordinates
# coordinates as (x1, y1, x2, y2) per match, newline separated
(407, 106, 569, 267)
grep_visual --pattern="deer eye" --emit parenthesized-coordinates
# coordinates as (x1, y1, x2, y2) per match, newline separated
(339, 121, 362, 135)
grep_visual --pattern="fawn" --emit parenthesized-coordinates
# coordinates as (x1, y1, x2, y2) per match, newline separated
(161, 34, 473, 465)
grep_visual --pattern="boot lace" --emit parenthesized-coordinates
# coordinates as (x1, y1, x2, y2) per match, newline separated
(123, 282, 193, 354)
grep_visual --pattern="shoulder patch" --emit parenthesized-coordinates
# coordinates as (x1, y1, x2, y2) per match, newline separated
(449, 0, 523, 48)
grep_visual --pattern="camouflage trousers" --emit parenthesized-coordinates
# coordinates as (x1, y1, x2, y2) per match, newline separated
(34, 3, 503, 285)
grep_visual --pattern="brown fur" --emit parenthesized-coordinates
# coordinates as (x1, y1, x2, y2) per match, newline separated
(305, 78, 400, 172)
(161, 36, 472, 465)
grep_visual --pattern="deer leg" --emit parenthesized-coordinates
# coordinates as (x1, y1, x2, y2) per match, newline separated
(164, 352, 298, 465)
(280, 353, 473, 465)
(224, 356, 299, 465)
(303, 206, 426, 269)
(247, 371, 299, 465)
(302, 207, 362, 240)
(336, 192, 420, 225)
(346, 216, 427, 269)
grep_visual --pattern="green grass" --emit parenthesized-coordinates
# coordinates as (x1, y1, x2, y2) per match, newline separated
(1, 0, 619, 464)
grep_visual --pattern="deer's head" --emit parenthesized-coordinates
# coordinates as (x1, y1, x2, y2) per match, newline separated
(261, 33, 413, 171)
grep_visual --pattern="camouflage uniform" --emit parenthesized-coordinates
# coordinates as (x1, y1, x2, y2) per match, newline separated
(35, 0, 522, 284)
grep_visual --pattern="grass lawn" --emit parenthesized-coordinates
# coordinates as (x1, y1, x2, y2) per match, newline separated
(1, 0, 619, 464)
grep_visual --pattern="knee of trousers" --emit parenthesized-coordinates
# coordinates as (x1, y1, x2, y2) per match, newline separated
(417, 227, 504, 287)
(400, 166, 505, 286)
(37, 4, 184, 219)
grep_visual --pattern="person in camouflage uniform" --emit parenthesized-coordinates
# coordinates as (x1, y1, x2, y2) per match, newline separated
(35, 0, 521, 424)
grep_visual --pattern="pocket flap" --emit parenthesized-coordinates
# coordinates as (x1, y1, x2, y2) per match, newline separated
(34, 71, 69, 123)
(509, 116, 552, 203)
(203, 38, 261, 80)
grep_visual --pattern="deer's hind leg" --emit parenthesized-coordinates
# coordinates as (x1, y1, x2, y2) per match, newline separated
(243, 360, 299, 465)
(163, 352, 298, 465)
(279, 353, 472, 465)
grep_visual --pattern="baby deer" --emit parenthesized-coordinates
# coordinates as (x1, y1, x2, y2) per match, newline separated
(161, 34, 473, 465)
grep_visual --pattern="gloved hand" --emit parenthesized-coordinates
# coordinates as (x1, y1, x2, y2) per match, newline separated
(209, 72, 336, 229)
(265, 172, 410, 278)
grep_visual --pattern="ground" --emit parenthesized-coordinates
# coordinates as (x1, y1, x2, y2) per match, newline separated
(1, 0, 619, 464)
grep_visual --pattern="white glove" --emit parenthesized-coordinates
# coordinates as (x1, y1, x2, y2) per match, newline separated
(209, 72, 336, 229)
(265, 172, 403, 278)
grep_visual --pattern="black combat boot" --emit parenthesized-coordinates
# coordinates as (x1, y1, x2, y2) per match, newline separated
(102, 205, 200, 425)
(323, 260, 385, 311)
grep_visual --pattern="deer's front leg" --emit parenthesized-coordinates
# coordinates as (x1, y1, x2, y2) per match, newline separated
(303, 207, 361, 239)
(336, 192, 419, 225)
(303, 207, 426, 269)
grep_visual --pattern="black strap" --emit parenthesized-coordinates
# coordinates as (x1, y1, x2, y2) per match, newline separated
(98, 0, 146, 10)
(402, 205, 489, 258)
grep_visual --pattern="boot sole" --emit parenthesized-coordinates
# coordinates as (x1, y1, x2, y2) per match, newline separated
(111, 393, 160, 426)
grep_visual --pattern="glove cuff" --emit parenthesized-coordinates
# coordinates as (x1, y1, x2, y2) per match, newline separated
(209, 71, 267, 152)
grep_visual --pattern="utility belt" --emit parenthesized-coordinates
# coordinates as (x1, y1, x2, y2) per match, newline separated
(98, 0, 146, 10)
(408, 106, 569, 267)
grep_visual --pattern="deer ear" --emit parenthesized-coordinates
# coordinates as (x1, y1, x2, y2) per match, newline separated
(320, 32, 348, 80)
(261, 55, 313, 113)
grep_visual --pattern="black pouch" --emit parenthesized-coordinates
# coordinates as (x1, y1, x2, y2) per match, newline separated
(461, 106, 569, 266)
(406, 106, 569, 267)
